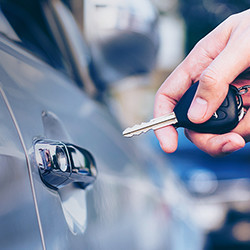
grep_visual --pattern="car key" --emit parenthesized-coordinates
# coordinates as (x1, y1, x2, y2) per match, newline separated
(123, 82, 245, 137)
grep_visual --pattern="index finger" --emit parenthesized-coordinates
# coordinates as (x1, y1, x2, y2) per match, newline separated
(154, 17, 236, 153)
(154, 51, 213, 153)
(154, 65, 193, 153)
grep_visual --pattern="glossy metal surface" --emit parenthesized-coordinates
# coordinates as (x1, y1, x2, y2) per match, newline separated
(42, 0, 97, 95)
(0, 86, 43, 249)
(0, 34, 202, 250)
(34, 139, 97, 189)
(0, 1, 202, 249)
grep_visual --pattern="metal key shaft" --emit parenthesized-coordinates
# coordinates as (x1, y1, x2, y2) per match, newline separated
(122, 112, 178, 137)
(122, 82, 243, 138)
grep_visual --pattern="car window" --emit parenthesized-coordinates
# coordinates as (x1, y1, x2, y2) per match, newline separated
(0, 0, 98, 96)
(0, 1, 66, 72)
(0, 9, 20, 41)
(42, 0, 97, 95)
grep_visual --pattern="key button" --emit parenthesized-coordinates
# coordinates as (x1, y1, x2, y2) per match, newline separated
(211, 110, 227, 120)
(221, 96, 229, 107)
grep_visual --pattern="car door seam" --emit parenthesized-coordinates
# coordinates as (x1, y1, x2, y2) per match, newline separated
(0, 86, 46, 250)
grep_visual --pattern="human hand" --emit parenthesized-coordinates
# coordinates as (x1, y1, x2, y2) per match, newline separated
(154, 9, 250, 156)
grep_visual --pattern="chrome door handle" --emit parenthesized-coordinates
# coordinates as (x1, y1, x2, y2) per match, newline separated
(34, 139, 97, 190)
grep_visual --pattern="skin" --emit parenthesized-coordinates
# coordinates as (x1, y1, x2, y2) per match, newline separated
(154, 9, 250, 157)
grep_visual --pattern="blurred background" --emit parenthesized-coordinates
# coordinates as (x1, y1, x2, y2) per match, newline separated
(67, 0, 250, 249)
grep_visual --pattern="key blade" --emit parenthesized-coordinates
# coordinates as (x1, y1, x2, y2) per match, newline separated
(122, 112, 177, 137)
(123, 123, 152, 137)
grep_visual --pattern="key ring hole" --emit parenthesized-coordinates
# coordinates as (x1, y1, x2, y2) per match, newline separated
(236, 94, 243, 111)
(237, 85, 250, 95)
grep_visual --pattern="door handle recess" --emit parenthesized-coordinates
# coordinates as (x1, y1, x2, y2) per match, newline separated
(34, 139, 97, 190)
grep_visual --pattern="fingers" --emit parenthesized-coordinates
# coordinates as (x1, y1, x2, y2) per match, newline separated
(188, 12, 250, 123)
(154, 15, 234, 154)
(185, 101, 250, 156)
(185, 100, 250, 157)
(233, 108, 250, 142)
(154, 64, 194, 153)
(154, 126, 178, 153)
(185, 130, 245, 157)
(154, 36, 220, 153)
(154, 10, 250, 154)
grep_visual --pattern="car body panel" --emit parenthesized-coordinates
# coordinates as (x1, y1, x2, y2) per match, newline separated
(0, 85, 43, 249)
(0, 1, 204, 249)
(0, 35, 175, 249)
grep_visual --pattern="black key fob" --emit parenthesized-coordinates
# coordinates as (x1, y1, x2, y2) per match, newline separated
(174, 82, 243, 134)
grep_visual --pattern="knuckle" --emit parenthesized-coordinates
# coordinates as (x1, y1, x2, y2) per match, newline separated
(227, 13, 237, 22)
(200, 67, 219, 90)
(226, 11, 243, 23)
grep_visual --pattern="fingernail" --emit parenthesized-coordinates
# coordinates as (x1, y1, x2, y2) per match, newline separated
(221, 142, 236, 154)
(188, 97, 208, 121)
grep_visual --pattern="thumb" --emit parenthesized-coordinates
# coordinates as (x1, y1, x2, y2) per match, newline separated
(187, 41, 250, 124)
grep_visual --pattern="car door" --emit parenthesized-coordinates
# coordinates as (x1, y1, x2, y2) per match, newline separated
(0, 1, 204, 250)
(0, 80, 44, 248)
(0, 34, 177, 249)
